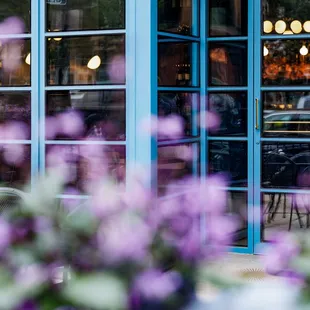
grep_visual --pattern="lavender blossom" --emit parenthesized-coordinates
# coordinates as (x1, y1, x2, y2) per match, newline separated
(133, 269, 182, 301)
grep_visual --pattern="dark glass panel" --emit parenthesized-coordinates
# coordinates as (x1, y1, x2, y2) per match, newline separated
(0, 92, 31, 135)
(262, 0, 310, 35)
(47, 35, 125, 86)
(227, 191, 248, 247)
(46, 0, 125, 31)
(0, 0, 30, 33)
(261, 193, 306, 243)
(0, 40, 31, 87)
(158, 0, 196, 36)
(0, 144, 30, 189)
(209, 41, 247, 86)
(208, 141, 247, 187)
(209, 0, 247, 37)
(46, 90, 125, 141)
(158, 42, 199, 87)
(263, 40, 310, 86)
(262, 142, 310, 188)
(46, 144, 125, 193)
(209, 92, 247, 136)
(158, 92, 199, 139)
(158, 143, 199, 195)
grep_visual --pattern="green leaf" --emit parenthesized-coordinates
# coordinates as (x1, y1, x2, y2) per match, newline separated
(62, 272, 127, 310)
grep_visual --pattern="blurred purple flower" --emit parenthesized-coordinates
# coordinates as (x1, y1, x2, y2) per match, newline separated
(1, 40, 23, 72)
(0, 218, 11, 254)
(3, 121, 29, 140)
(141, 115, 184, 139)
(3, 144, 25, 166)
(45, 116, 59, 140)
(15, 264, 47, 288)
(34, 216, 53, 233)
(0, 17, 25, 41)
(16, 300, 39, 310)
(122, 180, 151, 210)
(57, 111, 84, 138)
(97, 214, 152, 265)
(175, 145, 193, 161)
(107, 55, 125, 83)
(199, 111, 221, 131)
(133, 269, 181, 301)
(262, 232, 300, 275)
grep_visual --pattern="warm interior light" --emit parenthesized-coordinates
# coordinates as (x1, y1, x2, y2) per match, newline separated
(87, 55, 101, 70)
(53, 37, 62, 41)
(263, 21, 273, 33)
(275, 20, 286, 34)
(300, 45, 309, 56)
(283, 30, 293, 35)
(304, 21, 310, 32)
(263, 46, 269, 56)
(291, 20, 302, 34)
(25, 53, 30, 65)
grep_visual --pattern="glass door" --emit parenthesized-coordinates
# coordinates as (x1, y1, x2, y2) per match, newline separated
(207, 0, 254, 253)
(254, 0, 310, 252)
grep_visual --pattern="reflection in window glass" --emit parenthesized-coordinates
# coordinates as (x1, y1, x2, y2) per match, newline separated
(226, 191, 248, 247)
(209, 92, 247, 136)
(0, 144, 30, 189)
(208, 141, 247, 187)
(0, 0, 30, 33)
(263, 40, 310, 86)
(0, 92, 31, 129)
(209, 42, 247, 86)
(46, 90, 125, 141)
(209, 0, 247, 37)
(46, 0, 125, 31)
(46, 144, 125, 193)
(158, 143, 199, 195)
(158, 0, 195, 36)
(262, 142, 310, 188)
(0, 40, 31, 87)
(47, 35, 125, 86)
(262, 0, 310, 35)
(158, 42, 199, 87)
(261, 193, 306, 243)
(158, 92, 199, 138)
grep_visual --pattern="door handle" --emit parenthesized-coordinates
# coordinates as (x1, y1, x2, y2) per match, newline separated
(255, 98, 259, 130)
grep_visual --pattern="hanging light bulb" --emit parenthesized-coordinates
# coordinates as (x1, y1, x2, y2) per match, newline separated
(25, 53, 30, 65)
(300, 45, 309, 56)
(283, 30, 293, 35)
(53, 37, 62, 41)
(275, 20, 286, 34)
(263, 21, 273, 33)
(263, 46, 269, 56)
(291, 20, 302, 34)
(304, 21, 310, 32)
(87, 55, 101, 70)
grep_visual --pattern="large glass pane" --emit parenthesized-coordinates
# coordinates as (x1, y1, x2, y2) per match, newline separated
(47, 35, 125, 86)
(0, 40, 31, 87)
(0, 0, 31, 33)
(46, 144, 125, 193)
(46, 0, 125, 31)
(209, 41, 247, 86)
(227, 191, 248, 247)
(261, 193, 306, 243)
(209, 0, 247, 37)
(158, 0, 196, 36)
(0, 144, 30, 189)
(209, 92, 247, 136)
(262, 0, 310, 35)
(262, 142, 310, 188)
(46, 90, 125, 141)
(158, 41, 199, 87)
(0, 92, 31, 132)
(158, 92, 199, 139)
(208, 141, 247, 187)
(158, 143, 199, 195)
(263, 40, 310, 86)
